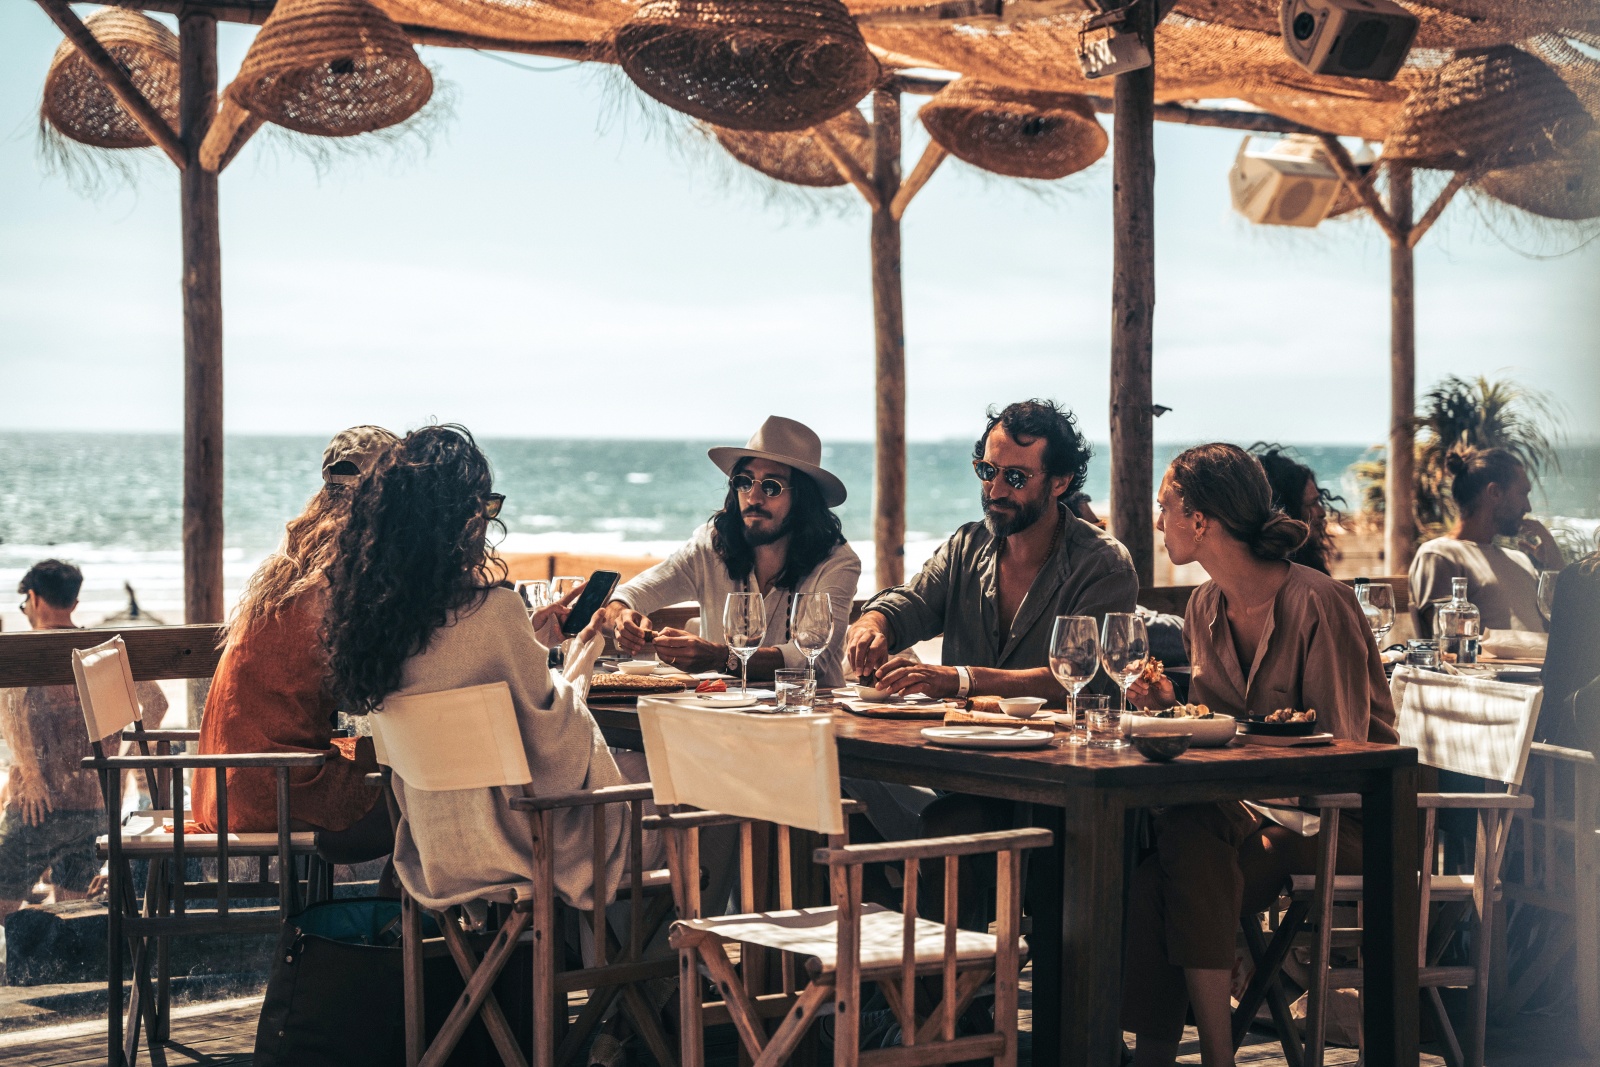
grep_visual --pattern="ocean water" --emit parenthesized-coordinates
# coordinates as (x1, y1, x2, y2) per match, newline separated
(1, 431, 1594, 630)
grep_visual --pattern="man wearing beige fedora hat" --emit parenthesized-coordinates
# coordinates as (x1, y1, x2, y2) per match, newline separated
(602, 416, 861, 688)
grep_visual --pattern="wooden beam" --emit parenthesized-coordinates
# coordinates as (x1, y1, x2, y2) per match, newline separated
(1108, 0, 1158, 588)
(1319, 135, 1402, 244)
(180, 11, 226, 642)
(1407, 170, 1469, 249)
(34, 0, 186, 169)
(890, 140, 946, 220)
(198, 97, 263, 172)
(1386, 163, 1417, 574)
(0, 625, 226, 688)
(871, 88, 907, 591)
(815, 126, 880, 210)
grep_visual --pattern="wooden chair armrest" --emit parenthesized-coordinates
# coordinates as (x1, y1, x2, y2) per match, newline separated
(1300, 793, 1364, 809)
(1418, 792, 1535, 810)
(814, 827, 1053, 866)
(1530, 742, 1598, 767)
(510, 783, 658, 812)
(82, 752, 327, 770)
(122, 729, 201, 743)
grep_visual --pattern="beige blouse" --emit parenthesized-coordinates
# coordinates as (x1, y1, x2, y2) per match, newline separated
(1185, 564, 1398, 745)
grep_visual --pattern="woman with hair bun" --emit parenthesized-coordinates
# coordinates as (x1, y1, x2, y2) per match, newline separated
(1120, 443, 1397, 1067)
(1408, 446, 1563, 636)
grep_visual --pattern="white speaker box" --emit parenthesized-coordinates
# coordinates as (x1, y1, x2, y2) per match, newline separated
(1229, 135, 1345, 228)
(1280, 0, 1417, 82)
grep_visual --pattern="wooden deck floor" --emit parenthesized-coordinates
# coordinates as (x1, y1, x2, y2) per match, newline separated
(0, 968, 1587, 1067)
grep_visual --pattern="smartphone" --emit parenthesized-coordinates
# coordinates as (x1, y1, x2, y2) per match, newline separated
(560, 570, 622, 637)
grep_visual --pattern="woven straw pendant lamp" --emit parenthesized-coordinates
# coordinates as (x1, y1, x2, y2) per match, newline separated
(613, 0, 879, 132)
(711, 106, 871, 186)
(41, 9, 180, 149)
(226, 0, 432, 137)
(919, 81, 1107, 180)
(1387, 45, 1594, 171)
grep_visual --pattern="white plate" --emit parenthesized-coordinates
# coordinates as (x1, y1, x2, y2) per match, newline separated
(920, 726, 1054, 750)
(651, 664, 681, 677)
(835, 686, 934, 704)
(1492, 664, 1542, 677)
(675, 689, 776, 710)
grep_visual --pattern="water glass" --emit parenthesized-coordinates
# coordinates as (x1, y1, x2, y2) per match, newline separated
(1069, 694, 1109, 747)
(774, 668, 817, 714)
(1088, 703, 1125, 749)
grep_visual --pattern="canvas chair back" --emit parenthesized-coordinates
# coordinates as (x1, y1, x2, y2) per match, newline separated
(1391, 666, 1543, 787)
(71, 636, 143, 746)
(370, 682, 531, 792)
(636, 697, 844, 835)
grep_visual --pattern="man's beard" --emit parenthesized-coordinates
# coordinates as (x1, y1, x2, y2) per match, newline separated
(1495, 507, 1524, 539)
(982, 491, 1048, 540)
(743, 509, 790, 547)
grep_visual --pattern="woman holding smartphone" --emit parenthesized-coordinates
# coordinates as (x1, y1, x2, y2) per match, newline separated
(323, 424, 630, 910)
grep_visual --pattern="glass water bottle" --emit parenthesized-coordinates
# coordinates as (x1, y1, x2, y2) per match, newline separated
(1435, 577, 1481, 665)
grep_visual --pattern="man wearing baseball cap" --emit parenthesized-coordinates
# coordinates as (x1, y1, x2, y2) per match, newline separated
(603, 416, 861, 688)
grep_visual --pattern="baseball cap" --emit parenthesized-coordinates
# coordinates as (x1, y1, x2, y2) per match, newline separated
(321, 425, 399, 486)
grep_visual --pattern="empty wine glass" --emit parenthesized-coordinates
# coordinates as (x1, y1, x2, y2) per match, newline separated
(790, 593, 835, 675)
(1049, 615, 1100, 746)
(1099, 613, 1148, 746)
(1362, 582, 1396, 646)
(551, 575, 584, 602)
(723, 592, 767, 698)
(517, 579, 552, 617)
(1537, 570, 1559, 626)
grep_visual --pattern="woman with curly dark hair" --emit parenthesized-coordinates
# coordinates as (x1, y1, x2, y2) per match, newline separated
(1250, 442, 1343, 574)
(323, 425, 628, 911)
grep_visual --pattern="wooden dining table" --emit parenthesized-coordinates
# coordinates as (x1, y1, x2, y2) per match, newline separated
(590, 699, 1420, 1067)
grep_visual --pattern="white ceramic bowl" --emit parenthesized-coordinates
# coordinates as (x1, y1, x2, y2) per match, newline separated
(617, 661, 659, 676)
(997, 696, 1048, 719)
(854, 684, 898, 703)
(1124, 713, 1237, 747)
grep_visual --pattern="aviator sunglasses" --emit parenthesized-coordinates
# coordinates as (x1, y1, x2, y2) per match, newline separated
(973, 460, 1037, 491)
(730, 474, 789, 499)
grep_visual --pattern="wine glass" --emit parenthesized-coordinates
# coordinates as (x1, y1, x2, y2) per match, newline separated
(1049, 616, 1100, 746)
(1099, 613, 1148, 744)
(790, 593, 835, 676)
(517, 579, 552, 616)
(551, 575, 584, 602)
(723, 592, 767, 698)
(1537, 570, 1559, 626)
(1363, 582, 1396, 646)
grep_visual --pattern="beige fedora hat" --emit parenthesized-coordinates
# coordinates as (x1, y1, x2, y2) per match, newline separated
(708, 416, 847, 507)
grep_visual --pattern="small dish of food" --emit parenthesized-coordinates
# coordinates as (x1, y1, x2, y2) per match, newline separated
(997, 696, 1048, 719)
(1242, 708, 1319, 736)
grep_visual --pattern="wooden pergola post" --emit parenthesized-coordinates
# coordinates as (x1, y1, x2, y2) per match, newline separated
(1386, 163, 1417, 573)
(1108, 0, 1158, 589)
(179, 11, 225, 631)
(870, 87, 907, 590)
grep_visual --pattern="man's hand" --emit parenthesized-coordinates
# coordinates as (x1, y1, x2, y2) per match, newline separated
(1125, 674, 1175, 711)
(652, 629, 726, 673)
(604, 602, 657, 657)
(14, 773, 52, 828)
(874, 660, 959, 700)
(846, 613, 893, 681)
(1516, 518, 1566, 570)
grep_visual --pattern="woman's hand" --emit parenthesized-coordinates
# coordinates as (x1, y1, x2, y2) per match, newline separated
(652, 629, 727, 673)
(531, 581, 585, 645)
(1125, 674, 1175, 711)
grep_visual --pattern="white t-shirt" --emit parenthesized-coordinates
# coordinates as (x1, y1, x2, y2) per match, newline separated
(1409, 536, 1545, 635)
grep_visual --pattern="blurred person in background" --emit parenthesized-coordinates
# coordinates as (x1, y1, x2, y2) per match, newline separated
(1251, 442, 1343, 575)
(0, 560, 167, 918)
(1409, 446, 1564, 636)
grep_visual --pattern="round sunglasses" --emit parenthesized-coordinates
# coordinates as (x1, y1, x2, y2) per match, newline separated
(972, 460, 1037, 491)
(730, 474, 789, 499)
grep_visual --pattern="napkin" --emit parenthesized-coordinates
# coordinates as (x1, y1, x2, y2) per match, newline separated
(1480, 629, 1548, 660)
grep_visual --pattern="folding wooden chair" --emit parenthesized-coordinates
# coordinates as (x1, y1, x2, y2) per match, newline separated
(370, 682, 676, 1067)
(1235, 666, 1542, 1067)
(73, 635, 327, 1067)
(636, 697, 1050, 1067)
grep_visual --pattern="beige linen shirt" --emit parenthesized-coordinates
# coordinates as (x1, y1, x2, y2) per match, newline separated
(1185, 564, 1397, 745)
(1409, 536, 1545, 636)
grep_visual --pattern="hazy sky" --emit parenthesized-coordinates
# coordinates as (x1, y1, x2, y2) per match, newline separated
(2, 7, 1597, 447)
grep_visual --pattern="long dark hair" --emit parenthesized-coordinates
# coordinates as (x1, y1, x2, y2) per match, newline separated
(1169, 443, 1310, 562)
(710, 461, 846, 591)
(324, 425, 507, 713)
(1249, 443, 1344, 574)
